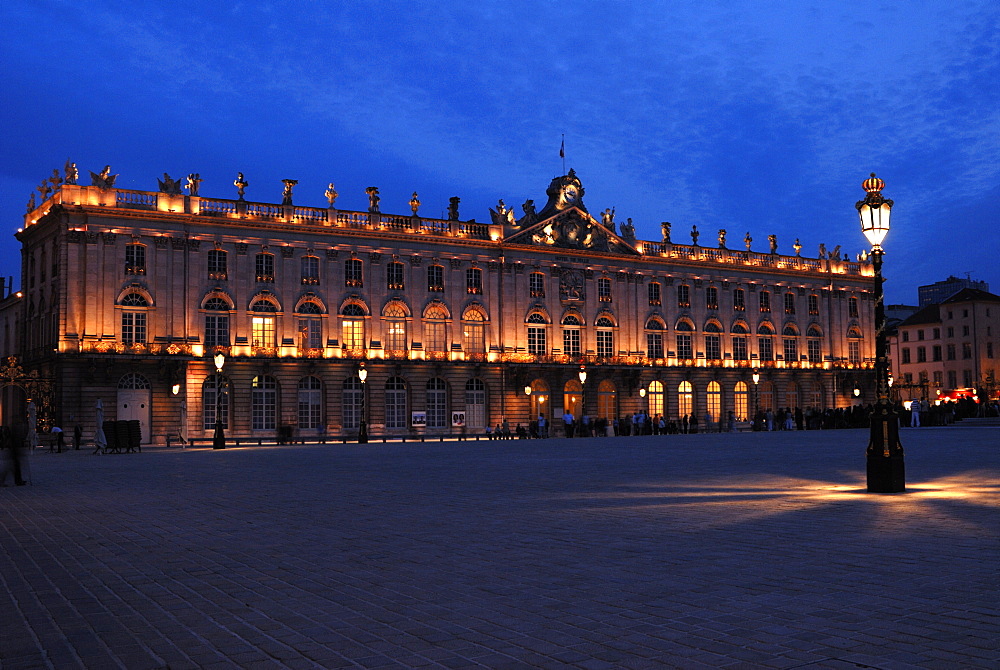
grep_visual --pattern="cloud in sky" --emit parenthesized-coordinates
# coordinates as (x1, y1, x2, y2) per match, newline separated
(1, 0, 998, 303)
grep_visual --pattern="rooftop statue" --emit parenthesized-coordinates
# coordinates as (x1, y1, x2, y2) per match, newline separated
(63, 159, 78, 185)
(744, 232, 752, 251)
(447, 196, 460, 221)
(26, 193, 35, 213)
(490, 198, 515, 226)
(185, 173, 202, 196)
(409, 191, 420, 215)
(620, 218, 636, 243)
(601, 207, 616, 230)
(831, 245, 841, 260)
(718, 228, 727, 249)
(158, 173, 183, 195)
(366, 187, 380, 213)
(818, 243, 827, 259)
(326, 183, 339, 207)
(90, 165, 118, 189)
(281, 179, 298, 206)
(518, 199, 537, 227)
(234, 172, 249, 200)
(793, 238, 802, 256)
(690, 224, 699, 246)
(768, 234, 777, 254)
(661, 221, 671, 244)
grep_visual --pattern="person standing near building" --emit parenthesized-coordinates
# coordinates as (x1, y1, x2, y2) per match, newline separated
(538, 414, 547, 439)
(563, 410, 574, 438)
(910, 399, 921, 427)
(73, 423, 82, 450)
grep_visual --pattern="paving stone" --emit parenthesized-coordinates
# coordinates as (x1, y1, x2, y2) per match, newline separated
(2, 428, 999, 668)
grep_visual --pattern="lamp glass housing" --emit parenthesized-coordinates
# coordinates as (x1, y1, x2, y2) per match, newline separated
(213, 353, 225, 372)
(859, 201, 891, 248)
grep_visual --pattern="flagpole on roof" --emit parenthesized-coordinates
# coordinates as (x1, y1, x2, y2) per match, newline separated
(560, 134, 565, 174)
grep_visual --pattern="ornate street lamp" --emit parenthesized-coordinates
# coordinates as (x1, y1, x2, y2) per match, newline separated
(857, 173, 904, 492)
(358, 362, 369, 444)
(212, 353, 226, 449)
(578, 366, 587, 384)
(752, 369, 760, 429)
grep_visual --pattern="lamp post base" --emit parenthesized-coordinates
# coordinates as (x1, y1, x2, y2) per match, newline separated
(212, 424, 226, 449)
(867, 453, 905, 492)
(358, 420, 369, 444)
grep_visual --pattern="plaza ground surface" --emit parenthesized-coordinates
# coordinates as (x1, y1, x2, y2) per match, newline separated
(1, 428, 999, 670)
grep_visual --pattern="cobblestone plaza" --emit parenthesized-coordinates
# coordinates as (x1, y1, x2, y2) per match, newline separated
(2, 428, 998, 669)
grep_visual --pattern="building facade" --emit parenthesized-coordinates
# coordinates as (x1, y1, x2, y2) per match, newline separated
(918, 275, 990, 307)
(11, 167, 877, 443)
(889, 288, 1000, 401)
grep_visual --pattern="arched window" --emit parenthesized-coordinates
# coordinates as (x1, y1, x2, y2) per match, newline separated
(120, 292, 149, 344)
(251, 375, 277, 430)
(527, 312, 547, 355)
(298, 376, 323, 429)
(465, 378, 486, 429)
(706, 381, 721, 425)
(297, 302, 323, 350)
(423, 303, 449, 353)
(675, 320, 694, 360)
(757, 322, 774, 361)
(731, 321, 749, 360)
(734, 381, 749, 421)
(342, 376, 363, 429)
(562, 314, 582, 356)
(383, 301, 408, 353)
(342, 303, 367, 352)
(385, 377, 407, 429)
(847, 326, 863, 364)
(782, 323, 799, 363)
(462, 308, 486, 353)
(426, 378, 448, 428)
(527, 379, 550, 426)
(645, 318, 665, 359)
(704, 321, 723, 360)
(563, 379, 582, 417)
(118, 373, 151, 389)
(647, 380, 664, 418)
(202, 374, 231, 430)
(677, 381, 693, 418)
(595, 316, 615, 358)
(251, 298, 279, 349)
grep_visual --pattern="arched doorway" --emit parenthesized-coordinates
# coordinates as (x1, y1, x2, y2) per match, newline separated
(677, 381, 693, 419)
(527, 380, 550, 427)
(117, 373, 151, 443)
(597, 379, 617, 422)
(563, 379, 582, 418)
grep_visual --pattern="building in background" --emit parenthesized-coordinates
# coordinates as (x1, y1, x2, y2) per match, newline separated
(889, 288, 1000, 402)
(10, 165, 878, 443)
(918, 275, 990, 306)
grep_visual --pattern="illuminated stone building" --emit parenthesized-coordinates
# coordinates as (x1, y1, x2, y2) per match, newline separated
(13, 167, 877, 443)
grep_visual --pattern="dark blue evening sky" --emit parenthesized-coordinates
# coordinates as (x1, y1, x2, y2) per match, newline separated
(2, 1, 998, 304)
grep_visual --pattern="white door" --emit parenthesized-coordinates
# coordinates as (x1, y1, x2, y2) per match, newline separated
(117, 390, 151, 443)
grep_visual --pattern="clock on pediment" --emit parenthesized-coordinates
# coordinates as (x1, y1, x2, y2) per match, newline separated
(536, 168, 587, 219)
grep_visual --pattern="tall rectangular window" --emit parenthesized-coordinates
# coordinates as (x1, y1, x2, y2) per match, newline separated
(387, 262, 404, 290)
(208, 249, 227, 279)
(251, 316, 276, 348)
(733, 288, 745, 311)
(648, 282, 661, 306)
(598, 277, 612, 302)
(466, 268, 482, 294)
(917, 346, 927, 363)
(301, 256, 319, 285)
(125, 244, 146, 276)
(759, 290, 771, 313)
(529, 272, 545, 298)
(758, 337, 773, 361)
(647, 332, 664, 359)
(427, 265, 444, 292)
(848, 340, 861, 364)
(808, 294, 819, 315)
(345, 259, 363, 287)
(678, 285, 690, 308)
(676, 334, 693, 359)
(705, 335, 721, 360)
(733, 336, 748, 361)
(255, 253, 274, 283)
(784, 293, 795, 315)
(597, 330, 614, 357)
(299, 318, 322, 349)
(706, 287, 718, 310)
(807, 339, 821, 363)
(947, 344, 956, 360)
(205, 314, 230, 347)
(425, 322, 446, 352)
(902, 348, 911, 364)
(783, 338, 798, 362)
(528, 326, 547, 355)
(948, 370, 957, 388)
(563, 328, 581, 356)
(962, 342, 972, 359)
(849, 297, 859, 317)
(121, 312, 146, 344)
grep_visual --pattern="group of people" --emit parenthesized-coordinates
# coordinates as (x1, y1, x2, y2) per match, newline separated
(0, 423, 31, 486)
